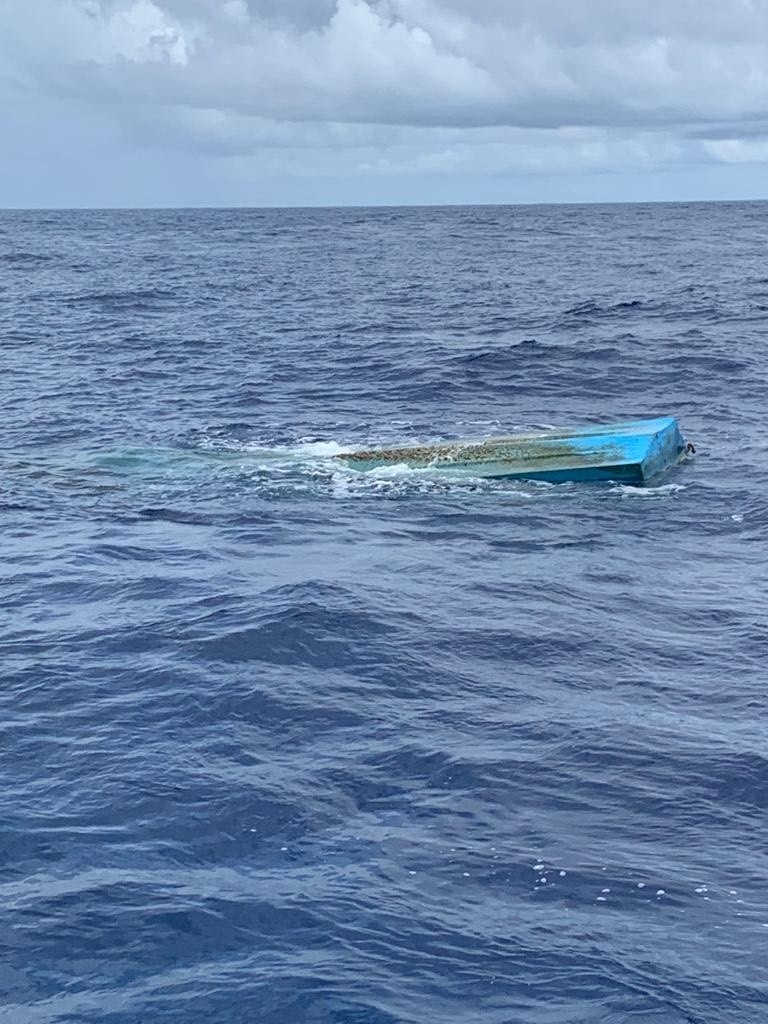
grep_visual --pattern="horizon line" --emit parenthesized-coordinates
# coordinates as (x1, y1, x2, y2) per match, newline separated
(1, 196, 767, 213)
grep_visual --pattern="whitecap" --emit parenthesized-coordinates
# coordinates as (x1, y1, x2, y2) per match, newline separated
(293, 440, 350, 458)
(611, 483, 687, 497)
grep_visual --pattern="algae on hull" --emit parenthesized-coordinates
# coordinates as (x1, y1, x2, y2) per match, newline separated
(335, 436, 621, 469)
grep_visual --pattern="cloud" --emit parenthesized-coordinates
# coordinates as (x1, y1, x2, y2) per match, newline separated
(702, 137, 768, 163)
(2, 0, 768, 183)
(356, 129, 687, 177)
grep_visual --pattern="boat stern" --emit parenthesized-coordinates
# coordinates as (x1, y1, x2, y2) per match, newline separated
(639, 417, 686, 482)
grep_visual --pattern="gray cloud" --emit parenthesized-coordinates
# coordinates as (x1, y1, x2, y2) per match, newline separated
(2, 0, 768, 185)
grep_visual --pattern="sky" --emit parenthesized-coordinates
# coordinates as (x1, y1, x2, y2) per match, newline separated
(1, 0, 768, 208)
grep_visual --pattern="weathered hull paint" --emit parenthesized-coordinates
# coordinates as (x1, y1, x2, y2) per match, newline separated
(335, 417, 686, 484)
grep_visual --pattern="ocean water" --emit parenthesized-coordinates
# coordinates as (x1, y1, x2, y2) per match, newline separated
(2, 202, 767, 1024)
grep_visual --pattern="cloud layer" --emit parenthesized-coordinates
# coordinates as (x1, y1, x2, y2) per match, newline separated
(3, 0, 768, 196)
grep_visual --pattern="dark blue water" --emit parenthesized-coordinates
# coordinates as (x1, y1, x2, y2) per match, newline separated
(2, 203, 767, 1024)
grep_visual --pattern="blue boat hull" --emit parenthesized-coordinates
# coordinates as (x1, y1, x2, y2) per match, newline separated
(335, 417, 686, 484)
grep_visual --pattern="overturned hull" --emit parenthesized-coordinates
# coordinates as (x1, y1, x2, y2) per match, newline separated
(334, 417, 687, 484)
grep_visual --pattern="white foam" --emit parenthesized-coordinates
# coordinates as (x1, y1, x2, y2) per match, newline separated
(241, 439, 348, 460)
(612, 483, 686, 497)
(330, 472, 352, 498)
(294, 440, 349, 458)
(363, 462, 420, 479)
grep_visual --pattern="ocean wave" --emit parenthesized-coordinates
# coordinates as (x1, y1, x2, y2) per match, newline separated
(2, 202, 766, 1024)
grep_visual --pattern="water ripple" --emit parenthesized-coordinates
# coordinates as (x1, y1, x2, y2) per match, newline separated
(1, 203, 767, 1024)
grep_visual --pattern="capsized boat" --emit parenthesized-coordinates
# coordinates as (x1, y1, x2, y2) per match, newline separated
(334, 416, 688, 484)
